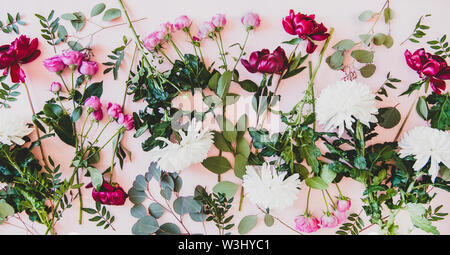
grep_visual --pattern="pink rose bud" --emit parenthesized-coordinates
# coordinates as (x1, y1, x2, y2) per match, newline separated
(211, 13, 226, 29)
(107, 102, 122, 119)
(334, 210, 348, 224)
(85, 96, 102, 111)
(295, 215, 321, 233)
(174, 15, 191, 31)
(92, 110, 103, 121)
(78, 61, 99, 76)
(336, 199, 351, 212)
(157, 22, 174, 39)
(50, 82, 62, 93)
(193, 36, 200, 42)
(118, 113, 134, 131)
(241, 12, 261, 29)
(60, 49, 83, 67)
(197, 21, 215, 39)
(43, 55, 65, 73)
(320, 213, 339, 228)
(143, 31, 163, 51)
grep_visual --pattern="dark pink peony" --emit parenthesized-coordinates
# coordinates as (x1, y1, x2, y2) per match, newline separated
(336, 198, 351, 212)
(294, 215, 321, 233)
(118, 113, 134, 131)
(320, 213, 339, 228)
(107, 102, 122, 119)
(0, 35, 41, 83)
(86, 180, 128, 206)
(60, 49, 83, 67)
(405, 48, 450, 94)
(282, 10, 329, 54)
(85, 96, 103, 121)
(43, 55, 65, 73)
(241, 46, 289, 74)
(78, 61, 98, 76)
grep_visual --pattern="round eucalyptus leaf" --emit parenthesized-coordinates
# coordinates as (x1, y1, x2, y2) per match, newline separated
(377, 107, 401, 129)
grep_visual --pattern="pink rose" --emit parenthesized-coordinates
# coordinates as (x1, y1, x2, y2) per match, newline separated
(241, 12, 261, 29)
(174, 15, 191, 31)
(43, 55, 65, 73)
(211, 14, 226, 29)
(92, 110, 103, 121)
(107, 102, 122, 119)
(336, 199, 351, 212)
(197, 21, 215, 39)
(320, 213, 339, 228)
(334, 210, 348, 224)
(143, 31, 163, 51)
(78, 61, 98, 76)
(158, 22, 174, 39)
(295, 215, 321, 233)
(50, 81, 62, 93)
(85, 96, 102, 111)
(118, 113, 134, 131)
(60, 49, 83, 67)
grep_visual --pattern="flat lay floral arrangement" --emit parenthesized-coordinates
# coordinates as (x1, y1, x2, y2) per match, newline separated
(0, 0, 448, 236)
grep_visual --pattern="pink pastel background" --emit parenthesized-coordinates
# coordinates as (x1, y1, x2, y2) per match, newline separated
(0, 0, 449, 235)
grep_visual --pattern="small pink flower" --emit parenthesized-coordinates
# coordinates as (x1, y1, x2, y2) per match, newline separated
(143, 31, 163, 51)
(174, 15, 191, 30)
(241, 12, 261, 29)
(197, 21, 215, 39)
(118, 113, 134, 131)
(60, 50, 83, 66)
(85, 96, 102, 111)
(211, 14, 226, 29)
(43, 55, 65, 73)
(107, 102, 122, 119)
(295, 215, 321, 233)
(78, 61, 98, 76)
(50, 81, 61, 93)
(336, 199, 351, 212)
(320, 213, 339, 228)
(334, 210, 348, 224)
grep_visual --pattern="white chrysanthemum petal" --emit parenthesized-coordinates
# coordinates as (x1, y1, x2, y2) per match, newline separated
(316, 80, 378, 136)
(0, 110, 34, 146)
(148, 120, 213, 172)
(242, 163, 301, 210)
(398, 126, 450, 182)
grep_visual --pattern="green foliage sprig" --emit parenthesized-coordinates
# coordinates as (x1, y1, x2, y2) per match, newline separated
(82, 202, 116, 230)
(0, 76, 20, 109)
(0, 12, 24, 34)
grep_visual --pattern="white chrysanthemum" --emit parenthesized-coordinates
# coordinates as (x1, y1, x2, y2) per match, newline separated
(0, 110, 34, 146)
(316, 80, 378, 136)
(398, 126, 450, 182)
(242, 163, 301, 210)
(148, 120, 213, 172)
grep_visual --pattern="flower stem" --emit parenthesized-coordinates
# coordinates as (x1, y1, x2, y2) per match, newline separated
(325, 189, 336, 208)
(305, 187, 312, 216)
(238, 186, 244, 211)
(232, 30, 250, 71)
(394, 93, 419, 141)
(322, 190, 329, 213)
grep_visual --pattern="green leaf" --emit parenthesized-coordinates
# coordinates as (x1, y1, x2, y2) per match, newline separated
(238, 79, 258, 92)
(282, 38, 303, 45)
(70, 12, 86, 32)
(326, 50, 345, 70)
(264, 213, 274, 227)
(217, 71, 233, 99)
(130, 204, 147, 219)
(0, 200, 14, 219)
(383, 35, 394, 48)
(102, 8, 121, 22)
(72, 106, 82, 122)
(305, 176, 329, 190)
(82, 81, 103, 103)
(359, 34, 372, 46)
(207, 72, 220, 91)
(213, 131, 233, 152)
(333, 39, 355, 50)
(351, 50, 374, 63)
(234, 154, 248, 179)
(91, 3, 106, 17)
(213, 181, 239, 199)
(201, 156, 232, 174)
(216, 115, 237, 143)
(81, 208, 97, 214)
(43, 103, 63, 119)
(360, 64, 376, 78)
(384, 7, 394, 23)
(236, 137, 250, 157)
(173, 196, 202, 215)
(128, 188, 147, 204)
(320, 165, 337, 184)
(238, 215, 257, 234)
(407, 203, 439, 235)
(359, 10, 374, 21)
(132, 215, 159, 235)
(148, 202, 165, 219)
(61, 13, 78, 20)
(158, 223, 181, 235)
(373, 33, 386, 45)
(416, 96, 428, 120)
(87, 167, 103, 191)
(377, 107, 401, 129)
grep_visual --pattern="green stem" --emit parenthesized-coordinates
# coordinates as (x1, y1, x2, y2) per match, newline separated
(238, 186, 244, 211)
(305, 187, 312, 216)
(232, 30, 250, 71)
(159, 49, 174, 65)
(335, 182, 344, 198)
(326, 189, 336, 208)
(322, 190, 329, 213)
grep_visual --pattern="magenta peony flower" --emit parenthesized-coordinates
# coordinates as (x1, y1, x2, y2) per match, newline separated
(0, 35, 41, 83)
(241, 12, 261, 29)
(50, 81, 62, 93)
(334, 210, 348, 224)
(86, 180, 128, 206)
(43, 55, 65, 73)
(174, 15, 191, 31)
(118, 113, 134, 131)
(241, 46, 289, 74)
(404, 48, 450, 94)
(78, 61, 98, 76)
(107, 102, 122, 119)
(211, 14, 226, 29)
(60, 49, 83, 67)
(295, 215, 321, 233)
(320, 213, 339, 228)
(143, 31, 164, 51)
(197, 21, 215, 39)
(85, 96, 103, 121)
(336, 198, 351, 212)
(282, 10, 329, 54)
